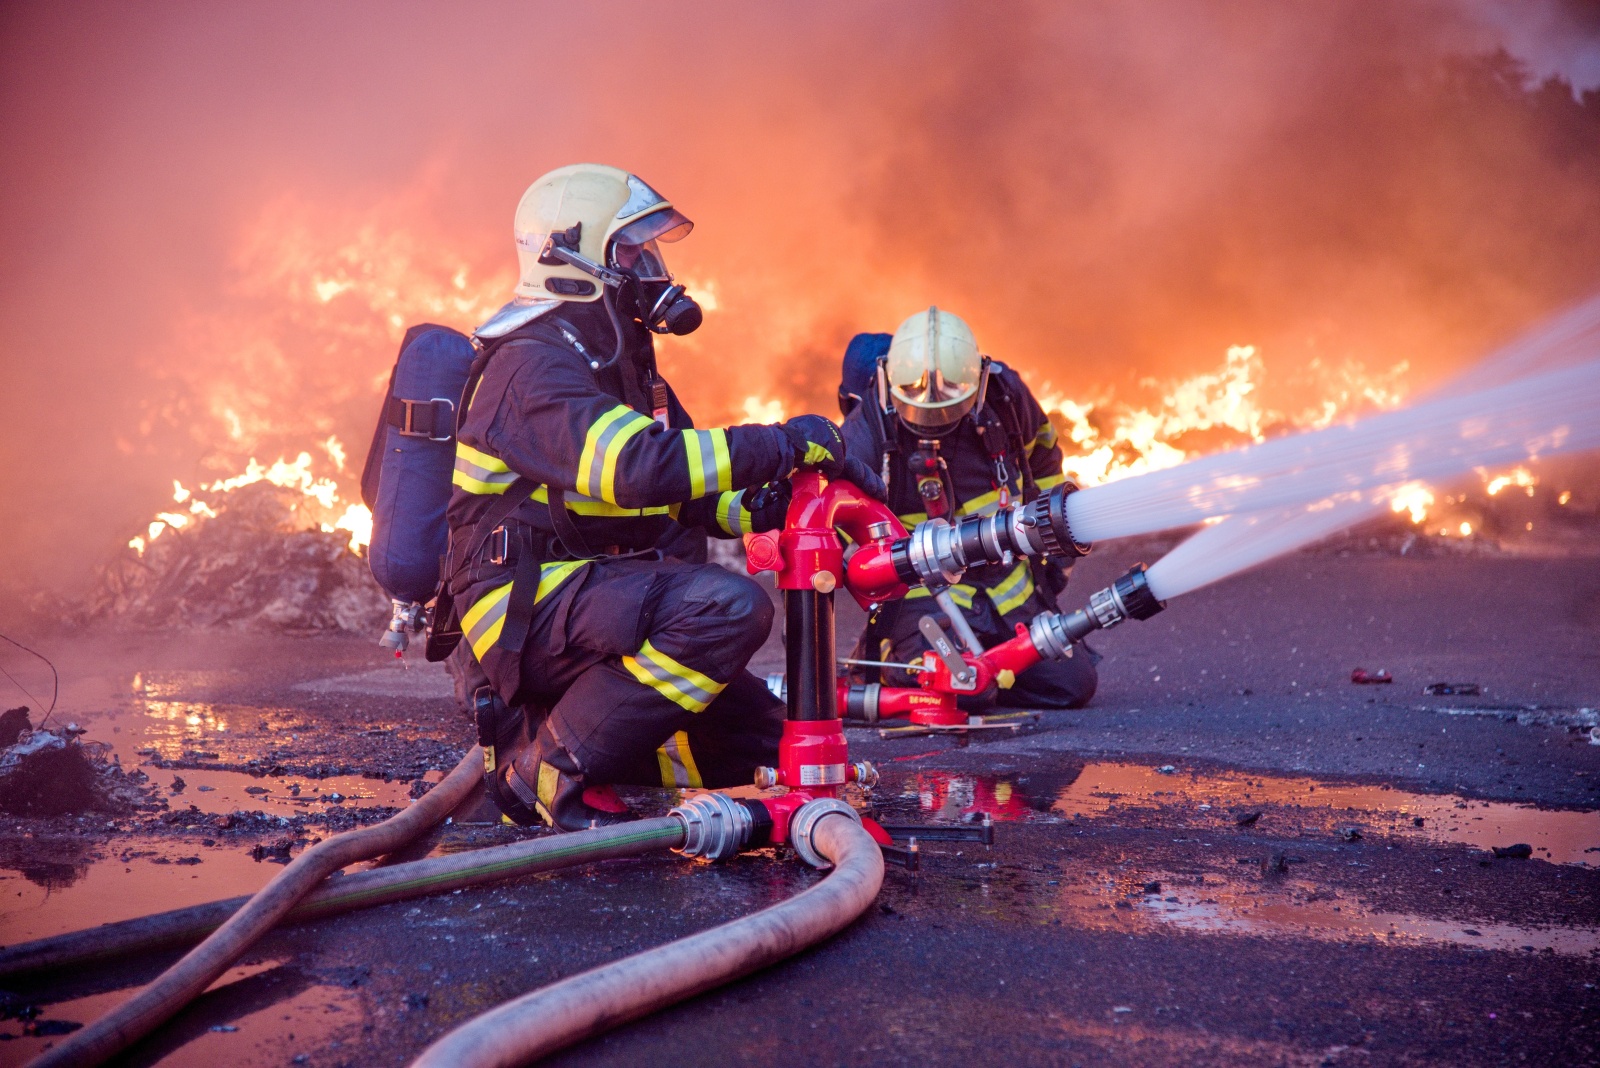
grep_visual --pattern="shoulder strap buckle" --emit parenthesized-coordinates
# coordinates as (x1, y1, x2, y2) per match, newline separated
(390, 397, 457, 441)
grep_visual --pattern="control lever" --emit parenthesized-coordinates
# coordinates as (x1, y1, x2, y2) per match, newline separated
(918, 615, 976, 687)
(931, 587, 983, 655)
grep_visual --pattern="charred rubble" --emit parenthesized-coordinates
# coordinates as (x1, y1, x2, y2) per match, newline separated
(0, 710, 155, 818)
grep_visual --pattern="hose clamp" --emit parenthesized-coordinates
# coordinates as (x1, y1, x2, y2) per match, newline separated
(905, 519, 965, 584)
(789, 797, 862, 870)
(1028, 611, 1073, 660)
(670, 791, 754, 862)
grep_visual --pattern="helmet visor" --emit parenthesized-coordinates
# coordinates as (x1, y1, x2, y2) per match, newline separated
(610, 239, 670, 281)
(892, 366, 978, 409)
(612, 207, 694, 248)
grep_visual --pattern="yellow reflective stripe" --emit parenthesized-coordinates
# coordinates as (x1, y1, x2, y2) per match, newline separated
(683, 429, 730, 498)
(989, 561, 1035, 616)
(1036, 472, 1066, 491)
(577, 406, 631, 496)
(462, 562, 588, 661)
(577, 405, 648, 500)
(956, 487, 1005, 517)
(622, 639, 725, 713)
(655, 731, 703, 788)
(453, 442, 517, 495)
(898, 511, 929, 529)
(716, 490, 750, 535)
(531, 484, 670, 517)
(536, 560, 587, 601)
(685, 430, 706, 497)
(1032, 420, 1057, 454)
(580, 406, 653, 505)
(458, 441, 507, 471)
(463, 583, 512, 661)
(709, 428, 731, 493)
(904, 583, 975, 608)
(600, 415, 652, 504)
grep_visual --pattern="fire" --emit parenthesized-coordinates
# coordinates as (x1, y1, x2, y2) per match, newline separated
(742, 396, 786, 423)
(1389, 483, 1436, 525)
(128, 442, 371, 557)
(1484, 466, 1536, 496)
(1038, 344, 1410, 488)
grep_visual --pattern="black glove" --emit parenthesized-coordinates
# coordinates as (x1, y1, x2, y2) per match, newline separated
(779, 415, 888, 501)
(745, 480, 792, 533)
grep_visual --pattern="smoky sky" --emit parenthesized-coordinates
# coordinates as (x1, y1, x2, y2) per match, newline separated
(2, 0, 1599, 595)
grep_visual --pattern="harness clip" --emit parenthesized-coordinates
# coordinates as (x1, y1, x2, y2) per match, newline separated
(488, 525, 511, 566)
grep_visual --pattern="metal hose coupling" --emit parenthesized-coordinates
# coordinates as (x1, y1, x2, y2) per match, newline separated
(1028, 564, 1167, 659)
(670, 792, 762, 862)
(789, 798, 863, 870)
(379, 599, 427, 653)
(895, 481, 1091, 586)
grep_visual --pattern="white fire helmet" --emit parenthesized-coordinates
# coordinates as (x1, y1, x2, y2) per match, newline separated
(886, 306, 983, 433)
(479, 164, 694, 338)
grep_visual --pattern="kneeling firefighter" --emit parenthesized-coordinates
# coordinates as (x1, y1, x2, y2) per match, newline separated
(839, 307, 1099, 709)
(441, 164, 882, 831)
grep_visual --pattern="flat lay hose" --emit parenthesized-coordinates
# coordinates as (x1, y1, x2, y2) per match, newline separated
(410, 808, 885, 1068)
(1, 817, 687, 980)
(28, 747, 485, 1068)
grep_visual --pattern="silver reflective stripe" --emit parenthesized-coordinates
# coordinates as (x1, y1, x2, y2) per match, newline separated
(660, 733, 694, 787)
(464, 586, 511, 660)
(693, 431, 719, 497)
(721, 490, 746, 535)
(455, 454, 518, 489)
(584, 412, 640, 498)
(632, 654, 717, 710)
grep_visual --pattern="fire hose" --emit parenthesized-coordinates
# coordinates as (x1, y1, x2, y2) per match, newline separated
(27, 476, 1135, 1062)
(0, 818, 690, 981)
(27, 747, 485, 1068)
(411, 800, 883, 1068)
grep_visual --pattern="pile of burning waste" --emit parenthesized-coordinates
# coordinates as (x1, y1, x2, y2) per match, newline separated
(87, 452, 386, 634)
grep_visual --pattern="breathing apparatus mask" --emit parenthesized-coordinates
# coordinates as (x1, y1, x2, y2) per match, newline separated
(538, 210, 702, 366)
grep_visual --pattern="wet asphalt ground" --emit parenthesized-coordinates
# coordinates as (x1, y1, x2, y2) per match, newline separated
(2, 542, 1598, 1066)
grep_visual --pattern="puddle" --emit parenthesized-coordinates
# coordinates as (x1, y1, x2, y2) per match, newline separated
(902, 762, 1600, 866)
(0, 958, 365, 1066)
(1056, 872, 1600, 958)
(151, 766, 412, 820)
(0, 835, 277, 944)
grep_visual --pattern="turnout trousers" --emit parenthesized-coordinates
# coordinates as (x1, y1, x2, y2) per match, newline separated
(515, 557, 784, 790)
(882, 589, 1099, 710)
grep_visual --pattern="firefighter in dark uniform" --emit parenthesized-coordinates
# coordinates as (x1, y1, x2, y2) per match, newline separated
(839, 307, 1098, 709)
(448, 164, 882, 830)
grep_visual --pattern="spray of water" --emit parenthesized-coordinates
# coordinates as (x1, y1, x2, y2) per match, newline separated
(1063, 356, 1599, 555)
(1143, 291, 1600, 601)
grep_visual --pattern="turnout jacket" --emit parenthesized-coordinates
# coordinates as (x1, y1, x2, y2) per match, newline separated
(841, 363, 1067, 617)
(446, 308, 792, 687)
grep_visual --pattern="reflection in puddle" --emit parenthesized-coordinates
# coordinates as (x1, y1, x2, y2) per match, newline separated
(0, 835, 275, 943)
(904, 762, 1600, 866)
(154, 766, 411, 819)
(0, 959, 365, 1066)
(1057, 872, 1600, 957)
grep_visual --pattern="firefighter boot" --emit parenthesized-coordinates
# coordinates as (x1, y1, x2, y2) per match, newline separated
(494, 726, 636, 832)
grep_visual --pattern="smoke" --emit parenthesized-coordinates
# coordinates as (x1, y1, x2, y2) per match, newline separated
(3, 0, 1599, 595)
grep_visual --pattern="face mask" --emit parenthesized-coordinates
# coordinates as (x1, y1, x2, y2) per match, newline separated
(611, 240, 702, 335)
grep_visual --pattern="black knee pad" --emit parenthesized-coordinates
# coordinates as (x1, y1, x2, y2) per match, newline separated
(687, 567, 772, 627)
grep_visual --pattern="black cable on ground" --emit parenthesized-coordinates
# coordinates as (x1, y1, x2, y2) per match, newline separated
(0, 630, 58, 729)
